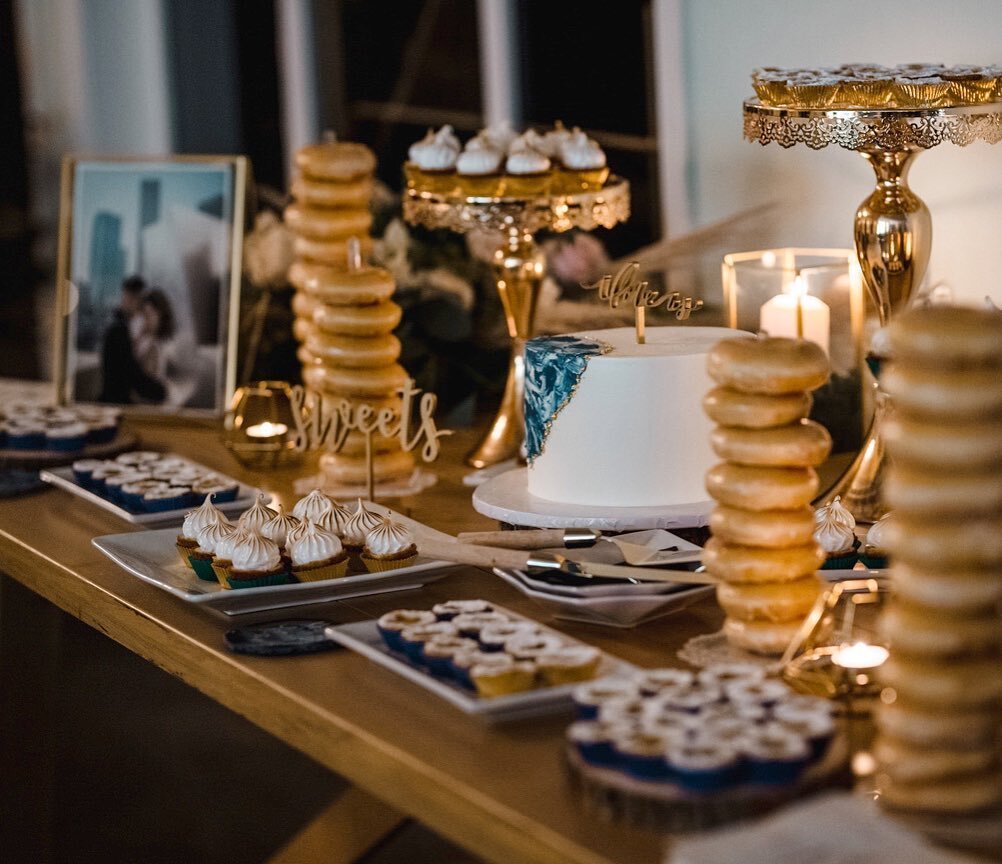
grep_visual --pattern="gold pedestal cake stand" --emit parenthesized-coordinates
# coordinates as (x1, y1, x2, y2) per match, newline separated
(403, 178, 630, 468)
(744, 99, 1002, 522)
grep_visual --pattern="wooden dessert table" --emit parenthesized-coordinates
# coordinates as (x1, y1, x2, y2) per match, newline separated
(0, 416, 729, 864)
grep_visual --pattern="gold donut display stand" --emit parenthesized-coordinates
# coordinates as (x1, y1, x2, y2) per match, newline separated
(403, 178, 630, 468)
(744, 100, 1002, 521)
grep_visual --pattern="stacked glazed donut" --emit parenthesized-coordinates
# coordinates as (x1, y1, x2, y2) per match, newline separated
(702, 335, 833, 656)
(875, 306, 1002, 817)
(287, 139, 415, 487)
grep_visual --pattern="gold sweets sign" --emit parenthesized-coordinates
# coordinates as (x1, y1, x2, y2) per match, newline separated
(584, 261, 703, 343)
(289, 378, 452, 499)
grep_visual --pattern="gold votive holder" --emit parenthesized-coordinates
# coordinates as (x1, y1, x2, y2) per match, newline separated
(223, 381, 301, 469)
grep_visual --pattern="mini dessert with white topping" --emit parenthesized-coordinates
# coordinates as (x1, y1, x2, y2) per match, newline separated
(361, 516, 418, 572)
(287, 520, 348, 581)
(225, 531, 288, 589)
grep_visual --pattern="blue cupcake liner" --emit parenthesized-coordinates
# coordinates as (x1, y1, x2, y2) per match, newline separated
(206, 485, 239, 504)
(86, 425, 118, 444)
(226, 570, 292, 589)
(46, 434, 87, 452)
(574, 739, 618, 769)
(423, 654, 454, 677)
(377, 625, 406, 653)
(620, 752, 672, 782)
(858, 553, 888, 569)
(188, 555, 218, 581)
(670, 762, 739, 794)
(7, 430, 45, 450)
(821, 551, 858, 570)
(143, 493, 188, 512)
(743, 755, 810, 786)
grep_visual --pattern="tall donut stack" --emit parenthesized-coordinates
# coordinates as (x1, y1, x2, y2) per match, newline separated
(286, 140, 415, 489)
(702, 335, 833, 656)
(875, 305, 1002, 820)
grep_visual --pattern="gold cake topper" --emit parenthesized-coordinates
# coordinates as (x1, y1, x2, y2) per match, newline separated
(584, 261, 703, 344)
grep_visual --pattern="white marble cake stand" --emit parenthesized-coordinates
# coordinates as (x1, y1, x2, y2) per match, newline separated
(472, 467, 712, 531)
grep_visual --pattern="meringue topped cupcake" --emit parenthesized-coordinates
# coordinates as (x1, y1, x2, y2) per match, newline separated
(193, 517, 237, 582)
(859, 511, 893, 568)
(239, 494, 274, 533)
(405, 125, 459, 194)
(177, 495, 226, 569)
(504, 135, 551, 196)
(813, 499, 858, 569)
(225, 531, 288, 589)
(361, 516, 418, 572)
(456, 134, 504, 197)
(291, 488, 337, 523)
(316, 500, 352, 537)
(557, 128, 608, 193)
(342, 499, 383, 565)
(287, 520, 348, 582)
(259, 504, 300, 556)
(211, 524, 248, 584)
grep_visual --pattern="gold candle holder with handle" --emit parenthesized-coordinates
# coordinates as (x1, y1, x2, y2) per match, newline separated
(744, 98, 1002, 521)
(403, 178, 630, 468)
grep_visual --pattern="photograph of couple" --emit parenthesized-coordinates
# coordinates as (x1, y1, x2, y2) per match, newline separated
(67, 160, 241, 411)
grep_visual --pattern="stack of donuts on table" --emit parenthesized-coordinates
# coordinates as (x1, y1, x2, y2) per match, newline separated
(286, 137, 415, 489)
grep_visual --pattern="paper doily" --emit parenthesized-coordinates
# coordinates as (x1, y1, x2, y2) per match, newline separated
(294, 468, 438, 499)
(677, 630, 779, 672)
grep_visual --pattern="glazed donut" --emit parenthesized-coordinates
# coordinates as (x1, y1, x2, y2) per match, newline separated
(881, 364, 1002, 419)
(305, 333, 402, 368)
(703, 387, 812, 429)
(293, 234, 374, 267)
(880, 655, 1002, 709)
(702, 537, 825, 583)
(338, 430, 401, 456)
(292, 316, 315, 343)
(707, 335, 830, 395)
(889, 305, 1002, 367)
(283, 203, 373, 239)
(319, 449, 416, 484)
(875, 736, 998, 785)
(291, 290, 318, 319)
(295, 140, 376, 181)
(313, 300, 402, 337)
(708, 504, 816, 549)
(297, 344, 317, 366)
(291, 175, 374, 209)
(885, 514, 1002, 568)
(878, 769, 1002, 813)
(710, 421, 831, 468)
(879, 602, 1001, 658)
(891, 561, 1002, 613)
(884, 464, 1002, 515)
(716, 575, 823, 623)
(884, 415, 1002, 469)
(705, 463, 819, 510)
(290, 261, 395, 305)
(303, 362, 409, 398)
(877, 700, 1000, 749)
(722, 617, 803, 656)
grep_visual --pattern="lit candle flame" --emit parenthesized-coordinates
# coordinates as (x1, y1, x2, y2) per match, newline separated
(832, 641, 888, 670)
(245, 421, 288, 439)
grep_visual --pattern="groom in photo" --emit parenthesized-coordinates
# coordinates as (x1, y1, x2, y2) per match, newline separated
(98, 275, 166, 404)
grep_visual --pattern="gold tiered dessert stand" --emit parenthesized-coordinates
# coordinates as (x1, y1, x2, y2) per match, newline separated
(744, 99, 1002, 521)
(404, 178, 630, 468)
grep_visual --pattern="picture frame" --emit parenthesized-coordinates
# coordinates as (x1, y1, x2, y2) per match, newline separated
(55, 154, 249, 416)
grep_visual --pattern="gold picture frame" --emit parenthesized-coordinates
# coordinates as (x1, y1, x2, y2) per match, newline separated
(55, 154, 249, 416)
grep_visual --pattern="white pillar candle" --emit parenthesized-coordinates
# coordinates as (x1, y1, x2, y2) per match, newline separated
(832, 642, 889, 670)
(759, 278, 830, 355)
(245, 421, 288, 439)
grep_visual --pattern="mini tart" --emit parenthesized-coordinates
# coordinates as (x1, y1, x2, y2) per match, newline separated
(288, 521, 348, 582)
(536, 646, 601, 686)
(377, 610, 436, 651)
(432, 599, 493, 621)
(224, 532, 288, 590)
(470, 658, 537, 698)
(360, 544, 418, 572)
(422, 636, 479, 676)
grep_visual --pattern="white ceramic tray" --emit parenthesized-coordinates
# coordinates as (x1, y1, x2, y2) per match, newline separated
(93, 507, 456, 615)
(472, 468, 713, 531)
(324, 606, 635, 721)
(41, 461, 265, 526)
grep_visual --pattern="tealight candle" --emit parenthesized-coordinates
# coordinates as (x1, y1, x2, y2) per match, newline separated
(759, 276, 830, 355)
(831, 641, 888, 670)
(245, 421, 288, 439)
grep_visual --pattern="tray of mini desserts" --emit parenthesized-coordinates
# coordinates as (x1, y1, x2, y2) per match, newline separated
(325, 599, 636, 721)
(0, 403, 135, 467)
(92, 490, 457, 615)
(41, 450, 263, 525)
(564, 663, 850, 830)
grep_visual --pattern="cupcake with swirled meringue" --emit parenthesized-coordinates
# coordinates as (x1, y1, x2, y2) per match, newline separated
(814, 495, 855, 531)
(405, 125, 459, 194)
(316, 499, 352, 538)
(211, 524, 248, 584)
(342, 499, 384, 566)
(225, 530, 289, 589)
(287, 520, 348, 582)
(259, 504, 300, 559)
(456, 134, 504, 197)
(176, 494, 227, 569)
(192, 517, 237, 582)
(859, 511, 893, 568)
(361, 516, 418, 572)
(813, 501, 858, 569)
(239, 494, 275, 533)
(557, 128, 608, 193)
(504, 135, 551, 196)
(291, 488, 337, 524)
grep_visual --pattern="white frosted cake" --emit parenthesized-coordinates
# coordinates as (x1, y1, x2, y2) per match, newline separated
(524, 326, 742, 508)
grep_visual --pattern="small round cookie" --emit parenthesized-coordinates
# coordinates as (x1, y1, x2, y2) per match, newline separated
(710, 421, 831, 468)
(881, 363, 1002, 419)
(707, 335, 830, 395)
(303, 362, 409, 398)
(293, 315, 316, 343)
(293, 234, 374, 267)
(291, 290, 319, 319)
(884, 415, 1002, 469)
(875, 735, 998, 785)
(319, 449, 416, 484)
(313, 300, 402, 337)
(879, 601, 1001, 658)
(709, 505, 816, 548)
(290, 261, 395, 305)
(877, 699, 1000, 750)
(703, 386, 812, 429)
(305, 333, 402, 368)
(885, 514, 1002, 567)
(878, 769, 1002, 814)
(705, 463, 819, 510)
(884, 464, 1002, 515)
(295, 140, 376, 181)
(890, 305, 1002, 367)
(291, 175, 374, 209)
(702, 537, 825, 583)
(283, 203, 373, 240)
(891, 561, 1002, 613)
(880, 655, 1002, 709)
(722, 617, 803, 656)
(716, 575, 823, 623)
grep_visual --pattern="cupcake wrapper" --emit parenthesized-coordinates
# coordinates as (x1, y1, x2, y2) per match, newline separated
(211, 560, 232, 584)
(821, 551, 858, 570)
(47, 436, 87, 452)
(361, 553, 418, 573)
(291, 555, 349, 583)
(188, 554, 218, 582)
(225, 569, 291, 590)
(858, 553, 888, 569)
(176, 539, 199, 569)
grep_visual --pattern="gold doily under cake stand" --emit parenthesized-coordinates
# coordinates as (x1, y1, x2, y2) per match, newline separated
(403, 178, 630, 468)
(744, 99, 1002, 521)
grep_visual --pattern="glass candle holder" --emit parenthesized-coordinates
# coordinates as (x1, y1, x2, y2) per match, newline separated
(223, 380, 301, 469)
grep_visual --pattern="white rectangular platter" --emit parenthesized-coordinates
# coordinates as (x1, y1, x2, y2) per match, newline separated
(41, 461, 265, 526)
(325, 606, 636, 722)
(93, 525, 455, 616)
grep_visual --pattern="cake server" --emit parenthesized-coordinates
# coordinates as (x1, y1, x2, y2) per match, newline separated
(456, 528, 601, 550)
(525, 553, 716, 585)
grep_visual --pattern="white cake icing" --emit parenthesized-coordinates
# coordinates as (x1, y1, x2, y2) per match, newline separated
(526, 326, 743, 508)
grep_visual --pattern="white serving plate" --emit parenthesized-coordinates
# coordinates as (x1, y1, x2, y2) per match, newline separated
(493, 568, 713, 628)
(324, 606, 635, 721)
(41, 460, 266, 526)
(93, 507, 457, 615)
(472, 467, 713, 531)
